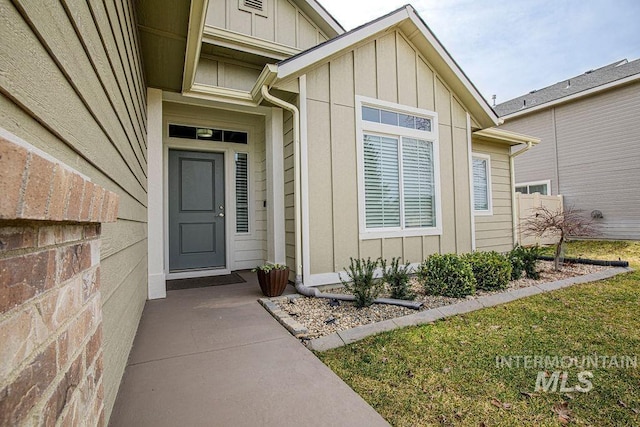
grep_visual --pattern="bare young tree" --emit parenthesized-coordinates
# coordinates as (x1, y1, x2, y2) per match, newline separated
(520, 206, 599, 270)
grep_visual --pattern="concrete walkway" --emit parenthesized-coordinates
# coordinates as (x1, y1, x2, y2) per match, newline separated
(109, 271, 389, 427)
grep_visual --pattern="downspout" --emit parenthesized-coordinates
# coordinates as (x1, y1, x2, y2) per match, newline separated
(509, 141, 533, 246)
(260, 84, 422, 309)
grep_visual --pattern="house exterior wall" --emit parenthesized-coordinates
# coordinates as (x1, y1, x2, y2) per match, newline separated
(283, 110, 296, 278)
(205, 0, 328, 51)
(472, 141, 514, 252)
(194, 57, 263, 92)
(302, 31, 475, 279)
(163, 103, 268, 270)
(0, 0, 147, 420)
(502, 81, 640, 239)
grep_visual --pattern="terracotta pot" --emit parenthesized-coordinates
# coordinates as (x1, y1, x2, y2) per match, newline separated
(257, 268, 289, 297)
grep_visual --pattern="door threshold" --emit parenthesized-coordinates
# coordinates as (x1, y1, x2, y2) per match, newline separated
(166, 268, 231, 280)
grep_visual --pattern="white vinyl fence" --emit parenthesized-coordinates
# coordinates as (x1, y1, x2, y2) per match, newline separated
(515, 193, 564, 246)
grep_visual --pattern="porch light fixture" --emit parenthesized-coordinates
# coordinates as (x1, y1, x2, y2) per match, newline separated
(196, 128, 213, 138)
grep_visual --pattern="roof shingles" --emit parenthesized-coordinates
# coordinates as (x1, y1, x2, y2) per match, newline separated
(495, 58, 640, 117)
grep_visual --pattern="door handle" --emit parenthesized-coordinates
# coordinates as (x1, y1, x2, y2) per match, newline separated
(217, 212, 225, 217)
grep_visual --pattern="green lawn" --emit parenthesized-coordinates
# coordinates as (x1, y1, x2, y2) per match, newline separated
(317, 241, 640, 426)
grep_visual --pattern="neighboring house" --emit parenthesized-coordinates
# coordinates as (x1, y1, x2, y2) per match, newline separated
(496, 58, 640, 240)
(0, 0, 537, 424)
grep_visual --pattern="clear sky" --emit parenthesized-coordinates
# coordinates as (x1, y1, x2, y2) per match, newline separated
(318, 0, 640, 104)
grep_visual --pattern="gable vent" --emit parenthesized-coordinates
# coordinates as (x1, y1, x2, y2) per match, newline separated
(244, 0, 263, 11)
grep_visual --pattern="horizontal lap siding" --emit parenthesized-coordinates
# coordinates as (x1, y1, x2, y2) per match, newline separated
(305, 31, 474, 279)
(504, 82, 640, 240)
(472, 141, 514, 253)
(283, 111, 296, 279)
(0, 0, 147, 421)
(554, 83, 640, 239)
(501, 110, 558, 194)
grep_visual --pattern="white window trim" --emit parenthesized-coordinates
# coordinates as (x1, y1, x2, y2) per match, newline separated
(355, 95, 442, 240)
(515, 179, 551, 195)
(472, 152, 493, 216)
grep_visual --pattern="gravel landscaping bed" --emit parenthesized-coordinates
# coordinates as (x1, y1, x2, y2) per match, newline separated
(273, 261, 609, 340)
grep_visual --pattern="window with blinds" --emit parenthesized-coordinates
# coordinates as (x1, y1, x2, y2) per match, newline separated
(358, 96, 440, 237)
(402, 138, 435, 228)
(235, 153, 249, 233)
(472, 155, 491, 213)
(363, 135, 401, 228)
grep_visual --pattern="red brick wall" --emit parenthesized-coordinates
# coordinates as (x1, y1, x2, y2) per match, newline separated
(0, 136, 118, 426)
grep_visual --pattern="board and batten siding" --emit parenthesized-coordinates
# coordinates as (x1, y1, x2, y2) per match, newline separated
(163, 103, 268, 269)
(472, 141, 514, 252)
(504, 81, 640, 240)
(194, 56, 262, 92)
(205, 0, 328, 51)
(303, 31, 475, 277)
(0, 0, 147, 420)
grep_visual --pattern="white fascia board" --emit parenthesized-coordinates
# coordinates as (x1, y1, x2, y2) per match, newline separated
(294, 0, 345, 36)
(182, 0, 208, 92)
(276, 7, 410, 80)
(405, 7, 499, 128)
(502, 73, 640, 120)
(473, 128, 540, 146)
(250, 64, 279, 102)
(185, 84, 257, 107)
(203, 26, 301, 61)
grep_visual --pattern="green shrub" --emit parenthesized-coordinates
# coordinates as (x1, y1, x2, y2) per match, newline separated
(509, 245, 541, 279)
(341, 257, 383, 307)
(417, 254, 476, 298)
(463, 251, 512, 291)
(380, 257, 415, 300)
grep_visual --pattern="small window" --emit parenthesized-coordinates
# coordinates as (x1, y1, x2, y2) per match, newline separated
(361, 105, 432, 132)
(515, 181, 549, 195)
(235, 153, 249, 233)
(169, 124, 247, 144)
(472, 154, 492, 215)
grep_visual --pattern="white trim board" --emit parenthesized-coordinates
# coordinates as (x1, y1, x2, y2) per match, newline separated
(466, 113, 476, 251)
(299, 74, 312, 282)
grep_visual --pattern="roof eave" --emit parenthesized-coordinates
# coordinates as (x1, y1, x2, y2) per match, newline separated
(404, 7, 498, 129)
(293, 0, 345, 37)
(275, 5, 499, 130)
(501, 73, 640, 120)
(473, 128, 540, 146)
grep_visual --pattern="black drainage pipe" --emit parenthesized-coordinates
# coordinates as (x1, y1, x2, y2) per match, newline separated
(537, 256, 629, 268)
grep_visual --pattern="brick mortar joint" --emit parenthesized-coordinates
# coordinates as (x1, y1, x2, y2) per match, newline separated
(15, 151, 32, 217)
(0, 234, 101, 261)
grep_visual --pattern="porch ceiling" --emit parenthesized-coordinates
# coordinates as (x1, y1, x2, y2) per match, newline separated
(136, 0, 191, 92)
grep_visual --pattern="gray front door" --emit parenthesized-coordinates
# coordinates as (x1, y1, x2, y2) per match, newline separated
(169, 150, 225, 271)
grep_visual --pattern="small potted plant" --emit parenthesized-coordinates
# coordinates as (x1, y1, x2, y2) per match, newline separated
(253, 263, 290, 297)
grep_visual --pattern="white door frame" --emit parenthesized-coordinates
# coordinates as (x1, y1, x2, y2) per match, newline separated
(146, 90, 286, 299)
